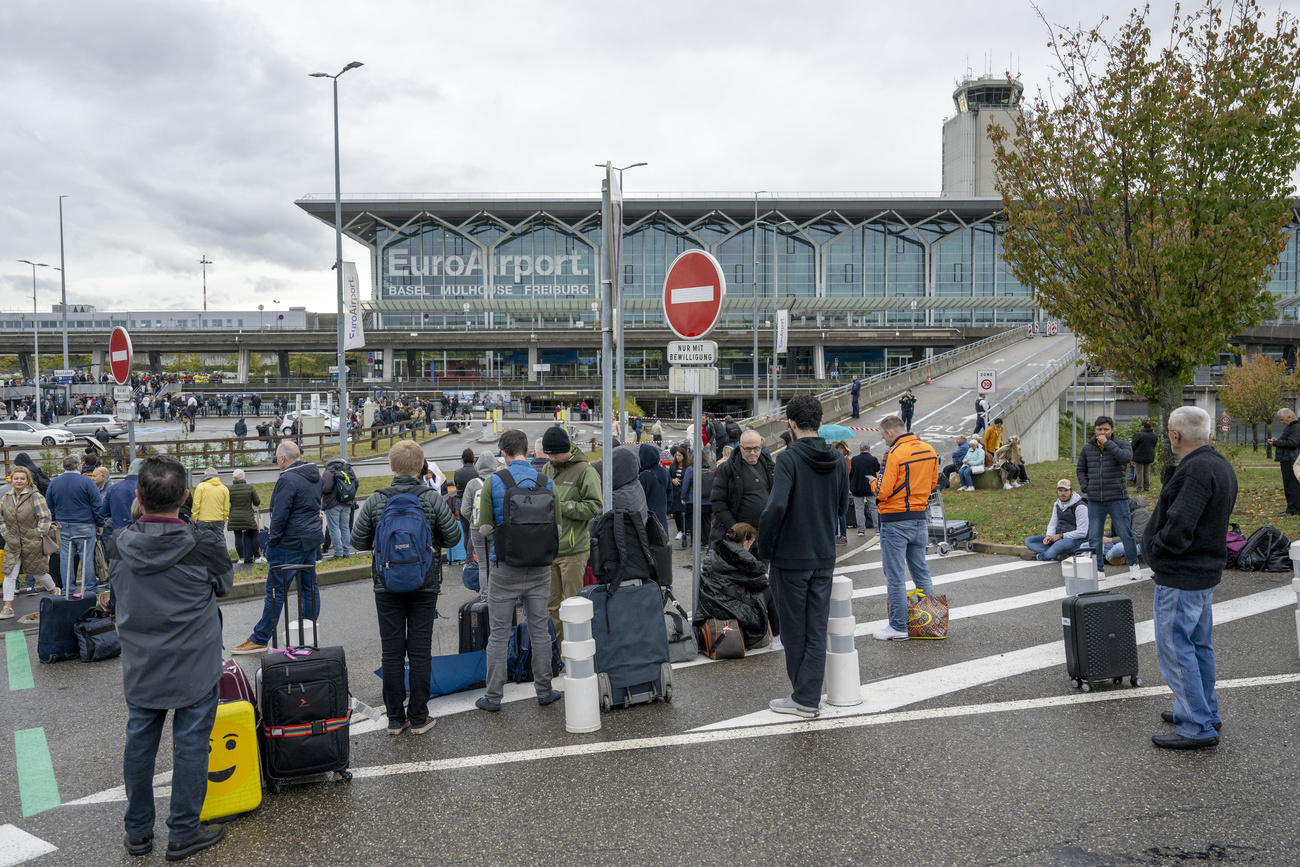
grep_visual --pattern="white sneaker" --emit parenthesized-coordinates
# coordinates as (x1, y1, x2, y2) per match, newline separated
(1128, 564, 1142, 580)
(770, 635, 784, 651)
(873, 625, 910, 641)
(1012, 481, 1021, 488)
(675, 532, 683, 541)
(768, 697, 819, 718)
(1003, 483, 1012, 490)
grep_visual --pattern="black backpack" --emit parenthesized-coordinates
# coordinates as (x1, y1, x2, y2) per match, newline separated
(1235, 526, 1291, 572)
(725, 421, 741, 442)
(590, 510, 671, 594)
(493, 469, 557, 568)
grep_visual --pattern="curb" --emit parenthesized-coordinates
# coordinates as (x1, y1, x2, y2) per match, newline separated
(221, 563, 372, 602)
(971, 541, 1025, 557)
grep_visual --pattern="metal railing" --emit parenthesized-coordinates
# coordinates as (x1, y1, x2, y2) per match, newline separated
(986, 347, 1080, 420)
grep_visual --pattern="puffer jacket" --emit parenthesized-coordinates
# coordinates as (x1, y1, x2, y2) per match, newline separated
(963, 444, 986, 472)
(0, 487, 53, 575)
(696, 538, 770, 649)
(1076, 435, 1133, 503)
(873, 433, 939, 521)
(191, 476, 230, 523)
(543, 447, 602, 556)
(269, 461, 323, 550)
(226, 480, 261, 532)
(351, 475, 461, 594)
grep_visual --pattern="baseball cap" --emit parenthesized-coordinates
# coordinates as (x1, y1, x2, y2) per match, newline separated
(1056, 479, 1072, 490)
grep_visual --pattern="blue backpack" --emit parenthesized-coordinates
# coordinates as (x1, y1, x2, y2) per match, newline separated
(374, 488, 435, 592)
(506, 620, 563, 684)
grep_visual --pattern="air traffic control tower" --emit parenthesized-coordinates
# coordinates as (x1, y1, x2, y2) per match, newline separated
(941, 74, 1025, 197)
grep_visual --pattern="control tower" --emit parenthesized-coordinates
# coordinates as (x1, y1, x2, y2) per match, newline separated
(941, 74, 1024, 197)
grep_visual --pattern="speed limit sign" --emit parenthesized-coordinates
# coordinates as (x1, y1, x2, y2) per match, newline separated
(976, 369, 997, 393)
(1220, 414, 1231, 424)
(1221, 424, 1231, 432)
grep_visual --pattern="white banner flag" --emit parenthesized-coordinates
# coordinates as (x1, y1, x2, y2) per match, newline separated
(775, 309, 790, 354)
(342, 261, 365, 350)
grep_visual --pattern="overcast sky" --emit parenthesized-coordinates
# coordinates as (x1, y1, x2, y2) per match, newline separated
(0, 0, 1238, 315)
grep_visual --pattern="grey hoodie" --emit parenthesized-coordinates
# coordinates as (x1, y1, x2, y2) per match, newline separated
(461, 451, 499, 527)
(593, 445, 648, 523)
(107, 519, 233, 709)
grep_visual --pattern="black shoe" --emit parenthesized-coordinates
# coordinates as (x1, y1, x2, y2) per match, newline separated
(1152, 732, 1219, 750)
(124, 833, 154, 856)
(537, 688, 563, 706)
(1161, 710, 1221, 731)
(165, 825, 225, 862)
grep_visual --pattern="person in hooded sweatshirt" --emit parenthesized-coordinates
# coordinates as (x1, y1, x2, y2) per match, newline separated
(757, 394, 849, 719)
(593, 445, 648, 523)
(233, 441, 323, 654)
(15, 452, 51, 496)
(637, 442, 672, 535)
(105, 454, 232, 861)
(461, 450, 500, 599)
(541, 426, 602, 639)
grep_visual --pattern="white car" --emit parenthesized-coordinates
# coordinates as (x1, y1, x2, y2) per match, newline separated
(57, 414, 127, 438)
(279, 410, 339, 436)
(0, 420, 78, 448)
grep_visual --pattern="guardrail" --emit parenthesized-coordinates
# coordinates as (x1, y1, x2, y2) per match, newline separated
(986, 347, 1080, 421)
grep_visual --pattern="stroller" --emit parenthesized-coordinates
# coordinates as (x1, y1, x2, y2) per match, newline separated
(926, 485, 977, 555)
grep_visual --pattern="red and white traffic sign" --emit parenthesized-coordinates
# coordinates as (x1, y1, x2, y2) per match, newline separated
(1220, 414, 1231, 424)
(976, 368, 997, 393)
(662, 249, 726, 339)
(109, 327, 133, 385)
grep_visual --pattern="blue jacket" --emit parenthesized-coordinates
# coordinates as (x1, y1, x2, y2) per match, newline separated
(485, 459, 552, 563)
(105, 474, 139, 530)
(682, 465, 711, 507)
(269, 461, 323, 551)
(46, 470, 105, 526)
(950, 441, 970, 464)
(637, 443, 671, 534)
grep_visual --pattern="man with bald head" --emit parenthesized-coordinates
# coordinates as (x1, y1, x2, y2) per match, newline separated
(711, 428, 774, 543)
(1268, 408, 1300, 516)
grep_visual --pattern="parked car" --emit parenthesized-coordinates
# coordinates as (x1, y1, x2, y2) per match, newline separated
(278, 410, 339, 436)
(0, 421, 77, 447)
(57, 414, 127, 438)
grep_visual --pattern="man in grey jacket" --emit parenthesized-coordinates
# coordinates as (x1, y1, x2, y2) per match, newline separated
(105, 455, 233, 861)
(1076, 416, 1140, 579)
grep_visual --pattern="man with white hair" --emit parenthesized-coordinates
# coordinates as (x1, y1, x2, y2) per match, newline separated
(1144, 406, 1235, 750)
(1267, 407, 1300, 516)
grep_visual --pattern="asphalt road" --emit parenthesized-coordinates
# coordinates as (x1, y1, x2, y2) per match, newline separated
(3, 527, 1299, 865)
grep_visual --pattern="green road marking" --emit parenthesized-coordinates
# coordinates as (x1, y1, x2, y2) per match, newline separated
(6, 631, 35, 691)
(15, 728, 60, 817)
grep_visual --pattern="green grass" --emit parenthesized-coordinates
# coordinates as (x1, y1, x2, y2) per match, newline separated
(230, 553, 372, 584)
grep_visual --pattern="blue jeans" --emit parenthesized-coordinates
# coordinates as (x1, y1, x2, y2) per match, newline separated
(958, 467, 977, 487)
(324, 505, 352, 557)
(249, 546, 319, 645)
(1025, 535, 1084, 561)
(59, 521, 97, 598)
(1152, 585, 1219, 739)
(123, 685, 219, 842)
(880, 520, 934, 632)
(1105, 541, 1141, 561)
(1088, 500, 1137, 573)
(768, 565, 833, 708)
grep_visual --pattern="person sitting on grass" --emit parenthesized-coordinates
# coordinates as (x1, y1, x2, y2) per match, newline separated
(1022, 479, 1090, 562)
(1104, 495, 1149, 566)
(956, 440, 985, 491)
(992, 434, 1030, 489)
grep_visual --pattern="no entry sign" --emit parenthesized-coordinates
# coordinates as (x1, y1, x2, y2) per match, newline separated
(109, 327, 133, 385)
(662, 249, 726, 339)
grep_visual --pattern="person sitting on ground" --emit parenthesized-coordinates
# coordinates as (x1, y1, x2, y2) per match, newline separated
(938, 435, 969, 490)
(695, 522, 771, 650)
(992, 434, 1029, 489)
(957, 440, 985, 491)
(1104, 494, 1149, 566)
(1022, 479, 1090, 562)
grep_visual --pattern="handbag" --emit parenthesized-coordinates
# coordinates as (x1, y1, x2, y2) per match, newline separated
(896, 590, 949, 639)
(698, 618, 745, 659)
(662, 588, 698, 663)
(42, 521, 61, 556)
(73, 608, 122, 662)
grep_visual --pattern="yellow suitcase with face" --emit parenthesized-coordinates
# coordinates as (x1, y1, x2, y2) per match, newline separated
(200, 700, 262, 822)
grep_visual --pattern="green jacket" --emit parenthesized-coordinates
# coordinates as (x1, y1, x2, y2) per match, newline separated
(541, 448, 602, 556)
(351, 476, 461, 594)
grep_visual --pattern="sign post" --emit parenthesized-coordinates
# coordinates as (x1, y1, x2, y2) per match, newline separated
(774, 309, 789, 412)
(109, 327, 135, 467)
(662, 248, 727, 613)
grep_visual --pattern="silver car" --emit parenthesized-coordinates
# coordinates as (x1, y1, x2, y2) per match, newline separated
(0, 420, 77, 447)
(58, 414, 127, 438)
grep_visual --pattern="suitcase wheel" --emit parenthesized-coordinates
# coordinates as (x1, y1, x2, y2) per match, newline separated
(269, 780, 282, 796)
(660, 662, 674, 703)
(964, 541, 974, 552)
(937, 542, 951, 556)
(598, 673, 612, 713)
(1080, 681, 1092, 693)
(1131, 676, 1143, 688)
(1070, 678, 1081, 690)
(1113, 677, 1123, 685)
(338, 770, 352, 783)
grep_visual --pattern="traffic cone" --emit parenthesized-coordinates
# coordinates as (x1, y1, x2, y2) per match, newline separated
(925, 368, 933, 385)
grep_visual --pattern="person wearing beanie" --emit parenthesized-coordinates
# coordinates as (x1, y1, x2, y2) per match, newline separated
(191, 468, 230, 532)
(227, 468, 262, 564)
(540, 425, 601, 640)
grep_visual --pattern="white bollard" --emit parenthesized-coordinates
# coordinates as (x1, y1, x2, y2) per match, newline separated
(1291, 542, 1300, 659)
(825, 575, 862, 707)
(559, 597, 601, 733)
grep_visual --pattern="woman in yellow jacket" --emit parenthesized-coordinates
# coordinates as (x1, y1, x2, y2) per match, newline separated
(191, 467, 231, 530)
(983, 417, 1004, 455)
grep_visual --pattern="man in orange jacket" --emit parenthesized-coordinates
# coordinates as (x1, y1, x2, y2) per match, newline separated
(871, 415, 940, 641)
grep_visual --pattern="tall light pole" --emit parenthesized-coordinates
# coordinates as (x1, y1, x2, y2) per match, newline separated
(199, 255, 212, 312)
(759, 218, 796, 409)
(58, 195, 69, 369)
(311, 60, 364, 461)
(18, 260, 49, 407)
(752, 191, 768, 415)
(595, 161, 647, 441)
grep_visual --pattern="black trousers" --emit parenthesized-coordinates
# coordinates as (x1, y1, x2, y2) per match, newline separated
(1282, 462, 1300, 514)
(375, 591, 439, 725)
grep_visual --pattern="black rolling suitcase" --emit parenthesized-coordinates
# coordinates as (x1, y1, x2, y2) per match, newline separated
(580, 579, 673, 710)
(258, 563, 351, 794)
(458, 600, 491, 653)
(1062, 591, 1142, 692)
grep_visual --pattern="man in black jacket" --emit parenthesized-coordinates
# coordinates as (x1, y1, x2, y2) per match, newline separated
(711, 429, 774, 543)
(758, 394, 849, 719)
(848, 442, 880, 538)
(1076, 416, 1140, 580)
(1144, 406, 1235, 750)
(1267, 408, 1300, 515)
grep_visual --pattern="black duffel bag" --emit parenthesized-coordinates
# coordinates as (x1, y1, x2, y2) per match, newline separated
(73, 608, 122, 662)
(1235, 526, 1292, 573)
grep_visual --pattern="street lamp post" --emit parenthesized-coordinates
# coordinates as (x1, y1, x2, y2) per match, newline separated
(18, 260, 49, 409)
(595, 161, 647, 442)
(199, 255, 212, 312)
(752, 191, 768, 415)
(58, 196, 69, 370)
(310, 60, 364, 462)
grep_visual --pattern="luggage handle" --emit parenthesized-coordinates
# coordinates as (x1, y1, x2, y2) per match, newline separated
(269, 562, 318, 650)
